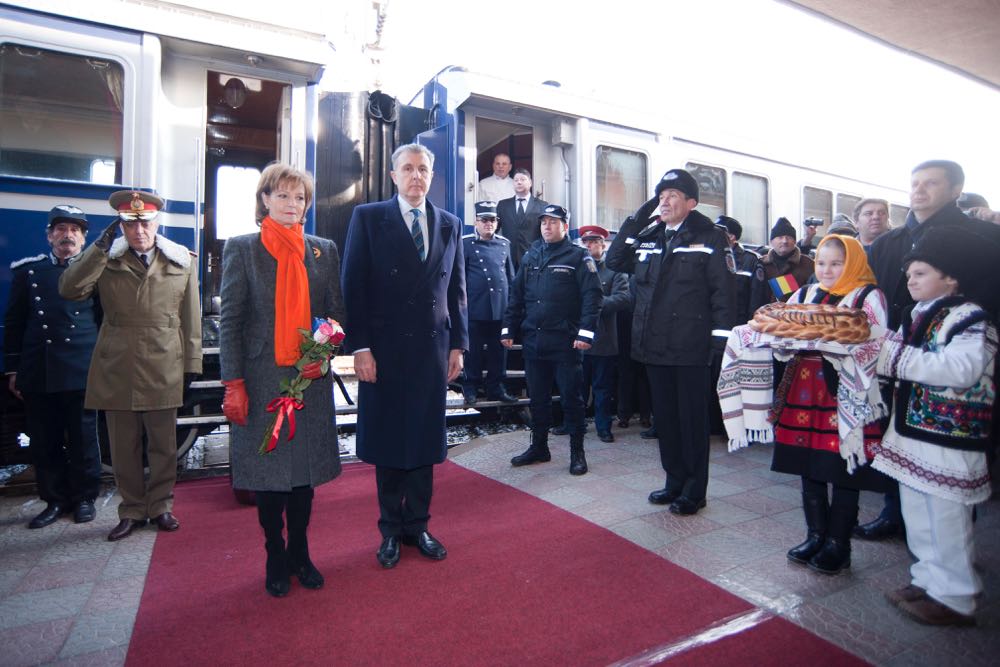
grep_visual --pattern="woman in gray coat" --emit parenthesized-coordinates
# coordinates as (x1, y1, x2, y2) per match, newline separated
(220, 163, 345, 597)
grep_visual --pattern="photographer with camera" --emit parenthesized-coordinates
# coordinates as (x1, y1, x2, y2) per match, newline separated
(797, 216, 824, 255)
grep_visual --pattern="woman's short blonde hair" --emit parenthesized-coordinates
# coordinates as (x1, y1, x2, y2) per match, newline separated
(255, 162, 315, 224)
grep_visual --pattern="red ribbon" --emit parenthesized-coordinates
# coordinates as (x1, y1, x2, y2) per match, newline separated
(263, 397, 304, 453)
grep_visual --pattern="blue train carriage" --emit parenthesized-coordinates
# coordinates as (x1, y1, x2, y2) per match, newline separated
(0, 2, 336, 466)
(409, 68, 908, 246)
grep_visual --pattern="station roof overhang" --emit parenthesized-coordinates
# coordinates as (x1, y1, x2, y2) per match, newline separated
(784, 0, 1000, 91)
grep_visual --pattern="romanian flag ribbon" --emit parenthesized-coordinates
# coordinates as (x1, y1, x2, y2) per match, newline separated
(260, 397, 304, 454)
(768, 274, 800, 299)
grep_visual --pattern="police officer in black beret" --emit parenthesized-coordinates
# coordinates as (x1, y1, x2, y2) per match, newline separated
(607, 169, 735, 515)
(502, 205, 602, 475)
(3, 205, 101, 528)
(462, 201, 517, 404)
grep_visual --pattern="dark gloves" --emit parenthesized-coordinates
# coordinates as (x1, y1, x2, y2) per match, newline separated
(222, 379, 249, 426)
(94, 219, 120, 252)
(300, 360, 324, 380)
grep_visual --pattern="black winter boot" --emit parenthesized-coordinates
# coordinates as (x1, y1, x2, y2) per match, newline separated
(286, 486, 324, 590)
(256, 491, 290, 597)
(808, 488, 856, 575)
(511, 431, 551, 467)
(569, 435, 588, 476)
(787, 488, 829, 565)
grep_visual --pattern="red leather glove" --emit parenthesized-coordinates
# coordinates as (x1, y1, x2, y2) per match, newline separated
(222, 379, 249, 426)
(300, 360, 324, 380)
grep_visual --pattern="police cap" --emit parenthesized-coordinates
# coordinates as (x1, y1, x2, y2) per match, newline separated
(539, 204, 569, 223)
(47, 205, 88, 232)
(475, 201, 498, 218)
(578, 225, 609, 241)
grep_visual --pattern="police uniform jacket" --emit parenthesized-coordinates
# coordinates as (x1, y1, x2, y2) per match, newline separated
(587, 259, 630, 357)
(868, 203, 1000, 330)
(606, 200, 734, 366)
(341, 196, 469, 470)
(3, 253, 99, 393)
(220, 233, 344, 492)
(760, 246, 814, 303)
(59, 235, 202, 411)
(732, 244, 769, 324)
(502, 237, 602, 362)
(462, 232, 515, 321)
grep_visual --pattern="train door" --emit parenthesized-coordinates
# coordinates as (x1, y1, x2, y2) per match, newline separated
(201, 72, 289, 320)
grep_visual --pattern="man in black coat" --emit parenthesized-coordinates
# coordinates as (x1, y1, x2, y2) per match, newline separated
(858, 159, 1000, 541)
(606, 169, 735, 515)
(341, 143, 469, 568)
(497, 168, 549, 269)
(502, 205, 602, 475)
(461, 201, 516, 404)
(3, 206, 101, 528)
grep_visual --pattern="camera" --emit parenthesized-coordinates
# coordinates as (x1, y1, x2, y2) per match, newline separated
(803, 217, 824, 228)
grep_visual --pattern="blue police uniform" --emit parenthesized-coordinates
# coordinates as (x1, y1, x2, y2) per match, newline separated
(3, 252, 101, 507)
(462, 231, 515, 399)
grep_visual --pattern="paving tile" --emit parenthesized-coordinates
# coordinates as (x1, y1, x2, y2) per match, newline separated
(722, 489, 798, 515)
(729, 516, 803, 548)
(38, 533, 116, 565)
(712, 469, 774, 492)
(656, 539, 760, 580)
(0, 583, 92, 630)
(572, 499, 645, 528)
(83, 575, 145, 612)
(715, 556, 864, 610)
(0, 617, 74, 666)
(787, 600, 909, 664)
(607, 517, 680, 552)
(15, 557, 107, 593)
(697, 499, 762, 527)
(48, 645, 128, 667)
(686, 526, 786, 564)
(538, 486, 594, 510)
(639, 508, 723, 540)
(59, 606, 136, 658)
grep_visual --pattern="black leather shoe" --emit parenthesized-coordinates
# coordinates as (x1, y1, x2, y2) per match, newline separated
(616, 417, 629, 428)
(488, 390, 518, 404)
(648, 487, 682, 505)
(597, 431, 614, 443)
(153, 512, 180, 531)
(28, 503, 67, 529)
(640, 427, 658, 439)
(462, 388, 478, 405)
(550, 425, 569, 435)
(852, 515, 902, 540)
(377, 536, 400, 568)
(73, 501, 96, 524)
(401, 531, 447, 560)
(669, 497, 706, 515)
(510, 447, 551, 466)
(808, 538, 851, 574)
(787, 532, 826, 565)
(107, 518, 147, 541)
(290, 559, 324, 589)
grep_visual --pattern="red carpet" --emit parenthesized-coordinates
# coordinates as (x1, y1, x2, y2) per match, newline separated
(126, 462, 868, 666)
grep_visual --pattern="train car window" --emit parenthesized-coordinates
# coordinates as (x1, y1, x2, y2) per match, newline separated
(686, 162, 726, 220)
(0, 44, 123, 182)
(596, 146, 647, 231)
(215, 166, 263, 240)
(890, 204, 909, 227)
(836, 193, 861, 218)
(732, 172, 769, 245)
(803, 186, 833, 230)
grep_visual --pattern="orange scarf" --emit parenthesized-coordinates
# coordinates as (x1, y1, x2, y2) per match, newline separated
(260, 217, 310, 366)
(817, 234, 876, 296)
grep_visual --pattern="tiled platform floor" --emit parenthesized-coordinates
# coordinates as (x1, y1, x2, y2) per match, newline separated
(0, 426, 997, 665)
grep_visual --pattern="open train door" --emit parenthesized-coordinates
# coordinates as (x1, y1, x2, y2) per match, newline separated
(415, 123, 455, 215)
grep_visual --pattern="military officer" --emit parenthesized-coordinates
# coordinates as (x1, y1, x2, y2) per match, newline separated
(462, 201, 517, 405)
(60, 190, 202, 541)
(502, 205, 602, 475)
(4, 205, 101, 528)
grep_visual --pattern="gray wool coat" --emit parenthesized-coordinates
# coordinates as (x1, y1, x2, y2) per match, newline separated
(219, 232, 345, 492)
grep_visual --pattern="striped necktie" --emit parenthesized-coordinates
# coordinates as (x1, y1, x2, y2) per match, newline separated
(410, 209, 425, 261)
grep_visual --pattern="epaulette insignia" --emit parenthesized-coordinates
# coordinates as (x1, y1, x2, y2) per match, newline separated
(10, 254, 47, 270)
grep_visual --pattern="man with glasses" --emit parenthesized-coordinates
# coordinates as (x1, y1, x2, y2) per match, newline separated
(60, 190, 202, 542)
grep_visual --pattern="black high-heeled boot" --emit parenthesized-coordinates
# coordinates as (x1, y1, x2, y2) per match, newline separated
(256, 491, 290, 597)
(287, 486, 323, 589)
(787, 487, 828, 565)
(808, 486, 857, 575)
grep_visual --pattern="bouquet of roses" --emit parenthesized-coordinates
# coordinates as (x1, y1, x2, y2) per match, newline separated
(259, 317, 346, 455)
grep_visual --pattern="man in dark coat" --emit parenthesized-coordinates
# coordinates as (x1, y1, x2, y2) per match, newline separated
(606, 169, 734, 515)
(857, 159, 1000, 541)
(497, 168, 549, 269)
(4, 205, 101, 528)
(461, 201, 516, 405)
(760, 217, 814, 303)
(502, 205, 602, 475)
(341, 143, 469, 568)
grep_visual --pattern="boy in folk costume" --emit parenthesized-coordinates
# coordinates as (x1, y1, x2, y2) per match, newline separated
(873, 226, 996, 627)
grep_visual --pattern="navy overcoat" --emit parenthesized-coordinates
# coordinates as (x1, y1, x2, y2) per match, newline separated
(341, 197, 469, 469)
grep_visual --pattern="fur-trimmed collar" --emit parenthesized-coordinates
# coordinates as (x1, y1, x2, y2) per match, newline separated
(109, 235, 192, 268)
(761, 245, 804, 266)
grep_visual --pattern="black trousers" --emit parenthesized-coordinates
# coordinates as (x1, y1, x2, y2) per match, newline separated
(23, 390, 101, 504)
(645, 364, 711, 501)
(463, 320, 507, 395)
(375, 465, 434, 538)
(617, 358, 651, 421)
(524, 357, 585, 435)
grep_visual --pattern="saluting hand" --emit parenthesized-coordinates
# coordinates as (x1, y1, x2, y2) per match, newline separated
(94, 220, 120, 252)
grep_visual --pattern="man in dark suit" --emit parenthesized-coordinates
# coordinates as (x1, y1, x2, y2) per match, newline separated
(4, 205, 101, 528)
(341, 143, 469, 568)
(497, 168, 548, 268)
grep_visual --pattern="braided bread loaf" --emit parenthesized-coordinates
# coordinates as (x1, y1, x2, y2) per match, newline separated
(748, 302, 870, 344)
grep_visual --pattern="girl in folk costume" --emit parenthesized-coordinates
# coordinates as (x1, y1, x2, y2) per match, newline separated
(770, 235, 892, 574)
(873, 226, 996, 627)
